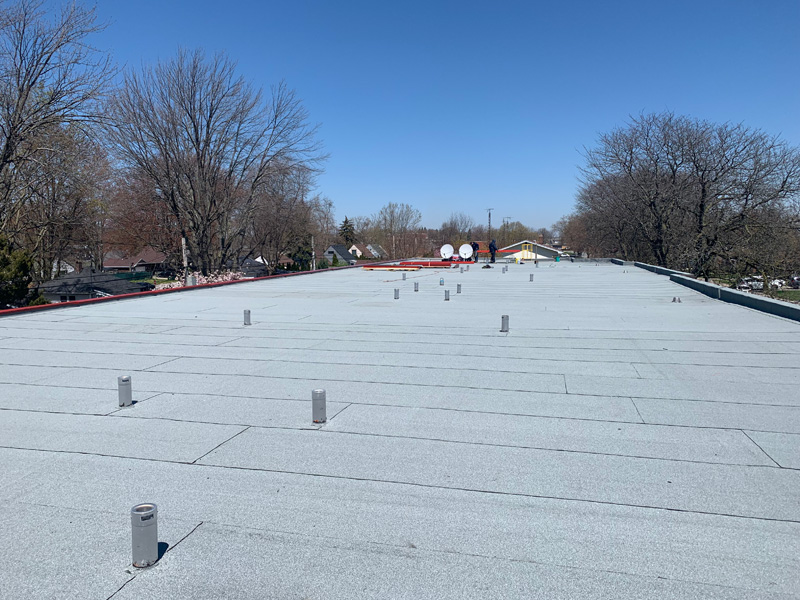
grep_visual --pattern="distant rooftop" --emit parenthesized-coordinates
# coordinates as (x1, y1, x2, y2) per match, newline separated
(38, 268, 153, 299)
(1, 262, 798, 598)
(103, 247, 167, 270)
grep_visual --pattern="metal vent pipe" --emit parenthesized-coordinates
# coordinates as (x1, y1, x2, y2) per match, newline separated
(312, 389, 327, 423)
(118, 376, 132, 407)
(131, 503, 158, 568)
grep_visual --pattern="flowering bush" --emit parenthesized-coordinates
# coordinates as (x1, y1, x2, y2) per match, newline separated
(154, 270, 247, 290)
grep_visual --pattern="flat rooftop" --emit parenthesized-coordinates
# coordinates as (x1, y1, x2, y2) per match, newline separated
(1, 262, 799, 599)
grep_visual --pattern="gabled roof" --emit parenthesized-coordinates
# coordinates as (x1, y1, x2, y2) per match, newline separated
(349, 243, 374, 258)
(366, 243, 387, 258)
(326, 244, 357, 260)
(499, 239, 562, 253)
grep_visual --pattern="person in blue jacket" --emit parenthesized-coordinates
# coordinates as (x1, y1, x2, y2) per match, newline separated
(471, 241, 479, 263)
(489, 239, 497, 263)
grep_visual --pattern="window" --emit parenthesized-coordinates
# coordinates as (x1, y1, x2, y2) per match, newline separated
(60, 296, 67, 302)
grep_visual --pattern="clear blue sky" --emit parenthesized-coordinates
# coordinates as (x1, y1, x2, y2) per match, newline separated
(90, 0, 800, 230)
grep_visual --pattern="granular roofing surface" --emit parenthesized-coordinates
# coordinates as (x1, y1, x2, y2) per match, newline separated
(1, 261, 799, 599)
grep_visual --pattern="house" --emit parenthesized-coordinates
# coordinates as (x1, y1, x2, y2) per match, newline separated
(497, 240, 565, 262)
(103, 247, 168, 273)
(349, 244, 381, 259)
(38, 269, 155, 303)
(324, 244, 358, 264)
(231, 257, 269, 278)
(51, 261, 77, 278)
(366, 244, 388, 259)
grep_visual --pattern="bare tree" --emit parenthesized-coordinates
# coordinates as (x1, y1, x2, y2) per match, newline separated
(15, 123, 111, 279)
(105, 168, 183, 267)
(372, 202, 422, 258)
(106, 49, 325, 274)
(581, 113, 693, 266)
(557, 213, 594, 256)
(0, 0, 113, 238)
(440, 211, 474, 246)
(308, 194, 336, 260)
(351, 215, 372, 240)
(248, 166, 313, 273)
(725, 205, 800, 295)
(680, 121, 800, 278)
(578, 112, 800, 277)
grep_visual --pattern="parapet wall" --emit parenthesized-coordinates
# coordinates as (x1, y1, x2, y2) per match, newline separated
(669, 274, 800, 323)
(630, 261, 800, 324)
(633, 262, 694, 278)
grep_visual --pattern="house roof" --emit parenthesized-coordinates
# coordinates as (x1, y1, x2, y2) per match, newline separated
(38, 269, 154, 296)
(104, 247, 167, 269)
(498, 239, 562, 253)
(366, 243, 387, 257)
(350, 243, 374, 258)
(1, 263, 798, 597)
(326, 244, 357, 260)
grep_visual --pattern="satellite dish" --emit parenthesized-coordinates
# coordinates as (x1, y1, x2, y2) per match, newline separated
(458, 244, 473, 259)
(439, 244, 454, 259)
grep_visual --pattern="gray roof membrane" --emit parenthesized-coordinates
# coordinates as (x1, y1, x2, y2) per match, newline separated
(1, 263, 799, 599)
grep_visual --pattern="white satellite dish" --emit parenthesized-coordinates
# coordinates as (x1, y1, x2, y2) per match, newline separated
(458, 244, 473, 259)
(439, 244, 454, 259)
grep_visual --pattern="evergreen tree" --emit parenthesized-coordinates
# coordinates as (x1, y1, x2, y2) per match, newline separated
(0, 237, 33, 308)
(338, 216, 357, 246)
(289, 238, 313, 271)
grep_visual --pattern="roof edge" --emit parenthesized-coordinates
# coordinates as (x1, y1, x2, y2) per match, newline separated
(0, 264, 363, 318)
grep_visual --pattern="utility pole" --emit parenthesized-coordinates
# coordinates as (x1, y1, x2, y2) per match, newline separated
(486, 208, 494, 240)
(181, 236, 188, 285)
